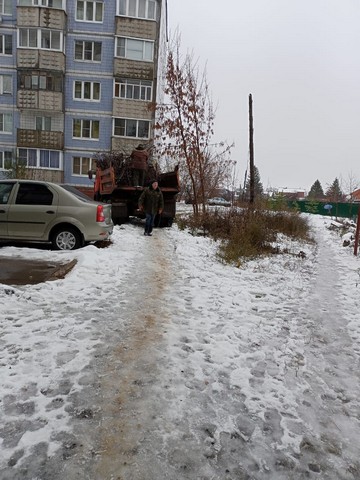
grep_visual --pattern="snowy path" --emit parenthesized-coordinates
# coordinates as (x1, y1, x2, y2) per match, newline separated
(289, 223, 360, 478)
(0, 216, 360, 479)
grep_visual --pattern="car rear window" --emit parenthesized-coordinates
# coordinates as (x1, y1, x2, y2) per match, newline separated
(60, 184, 94, 203)
(16, 183, 53, 206)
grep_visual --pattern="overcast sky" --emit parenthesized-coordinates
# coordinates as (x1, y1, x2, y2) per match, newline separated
(166, 0, 360, 192)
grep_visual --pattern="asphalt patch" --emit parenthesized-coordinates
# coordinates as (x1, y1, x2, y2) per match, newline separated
(0, 258, 77, 286)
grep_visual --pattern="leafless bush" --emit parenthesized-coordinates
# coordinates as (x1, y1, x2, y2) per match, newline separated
(177, 205, 312, 265)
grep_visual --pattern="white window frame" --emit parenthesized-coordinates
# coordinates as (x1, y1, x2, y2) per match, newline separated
(18, 28, 63, 52)
(75, 40, 102, 62)
(76, 1, 104, 22)
(115, 37, 153, 62)
(25, 0, 65, 8)
(114, 78, 152, 101)
(0, 113, 12, 133)
(0, 34, 12, 55)
(72, 156, 95, 176)
(0, 75, 12, 94)
(41, 29, 62, 50)
(18, 148, 62, 170)
(18, 28, 37, 48)
(74, 80, 101, 101)
(113, 117, 150, 139)
(0, 0, 12, 15)
(73, 119, 100, 140)
(117, 0, 156, 20)
(0, 150, 12, 170)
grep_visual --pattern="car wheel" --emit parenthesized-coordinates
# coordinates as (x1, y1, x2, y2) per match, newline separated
(52, 227, 83, 250)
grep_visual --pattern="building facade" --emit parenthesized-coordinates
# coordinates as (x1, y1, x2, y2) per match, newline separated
(0, 0, 164, 187)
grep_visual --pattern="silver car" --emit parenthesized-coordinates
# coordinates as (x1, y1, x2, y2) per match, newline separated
(0, 180, 113, 250)
(208, 197, 231, 207)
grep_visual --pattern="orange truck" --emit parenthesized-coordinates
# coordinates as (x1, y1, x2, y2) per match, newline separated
(90, 156, 180, 227)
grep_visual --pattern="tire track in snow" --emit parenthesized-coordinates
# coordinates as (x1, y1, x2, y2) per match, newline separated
(92, 230, 173, 480)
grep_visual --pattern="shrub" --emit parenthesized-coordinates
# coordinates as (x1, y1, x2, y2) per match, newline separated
(176, 205, 312, 265)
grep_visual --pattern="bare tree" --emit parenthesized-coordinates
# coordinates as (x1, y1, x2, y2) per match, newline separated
(154, 34, 233, 214)
(341, 171, 360, 201)
(5, 155, 32, 179)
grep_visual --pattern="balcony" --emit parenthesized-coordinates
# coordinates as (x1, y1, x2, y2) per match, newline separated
(17, 90, 63, 111)
(115, 16, 157, 41)
(17, 49, 65, 72)
(114, 58, 154, 80)
(17, 6, 67, 29)
(17, 129, 64, 150)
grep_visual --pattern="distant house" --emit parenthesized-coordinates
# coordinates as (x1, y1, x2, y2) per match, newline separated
(350, 189, 360, 203)
(275, 189, 306, 201)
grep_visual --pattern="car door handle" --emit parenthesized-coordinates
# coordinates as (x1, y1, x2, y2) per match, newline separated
(0, 209, 5, 213)
(46, 210, 56, 214)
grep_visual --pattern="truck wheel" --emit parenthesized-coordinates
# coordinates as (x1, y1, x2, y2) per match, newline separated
(51, 226, 83, 250)
(166, 217, 174, 227)
(111, 203, 128, 225)
(158, 216, 173, 228)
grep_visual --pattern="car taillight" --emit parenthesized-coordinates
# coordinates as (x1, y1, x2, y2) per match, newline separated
(96, 205, 105, 222)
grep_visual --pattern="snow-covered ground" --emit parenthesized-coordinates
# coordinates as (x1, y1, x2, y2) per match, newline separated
(0, 209, 359, 480)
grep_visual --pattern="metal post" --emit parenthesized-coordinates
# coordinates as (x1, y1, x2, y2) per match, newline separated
(354, 207, 360, 256)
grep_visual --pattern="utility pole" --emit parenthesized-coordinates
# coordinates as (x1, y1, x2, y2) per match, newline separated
(249, 94, 255, 204)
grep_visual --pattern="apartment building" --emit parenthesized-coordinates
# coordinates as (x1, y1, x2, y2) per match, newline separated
(0, 0, 165, 188)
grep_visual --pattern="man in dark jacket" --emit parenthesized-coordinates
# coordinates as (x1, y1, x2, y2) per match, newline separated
(129, 144, 149, 186)
(138, 180, 164, 236)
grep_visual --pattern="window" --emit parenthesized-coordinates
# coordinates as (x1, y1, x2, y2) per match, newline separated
(34, 0, 64, 7)
(18, 148, 61, 169)
(0, 151, 12, 170)
(19, 72, 63, 92)
(117, 0, 156, 20)
(73, 156, 95, 175)
(114, 78, 152, 101)
(36, 116, 51, 131)
(15, 183, 53, 206)
(0, 182, 14, 204)
(73, 119, 100, 139)
(116, 37, 153, 61)
(18, 28, 63, 51)
(0, 113, 12, 133)
(113, 118, 150, 138)
(76, 1, 103, 22)
(19, 29, 38, 48)
(74, 81, 100, 101)
(19, 148, 37, 167)
(75, 40, 102, 61)
(0, 0, 12, 15)
(39, 150, 60, 168)
(41, 30, 61, 50)
(0, 34, 12, 55)
(0, 75, 12, 94)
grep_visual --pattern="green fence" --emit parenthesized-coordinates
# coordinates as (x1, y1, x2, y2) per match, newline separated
(287, 200, 360, 220)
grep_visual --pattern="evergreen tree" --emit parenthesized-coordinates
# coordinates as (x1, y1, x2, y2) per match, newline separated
(244, 165, 264, 200)
(325, 178, 344, 202)
(307, 180, 324, 200)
